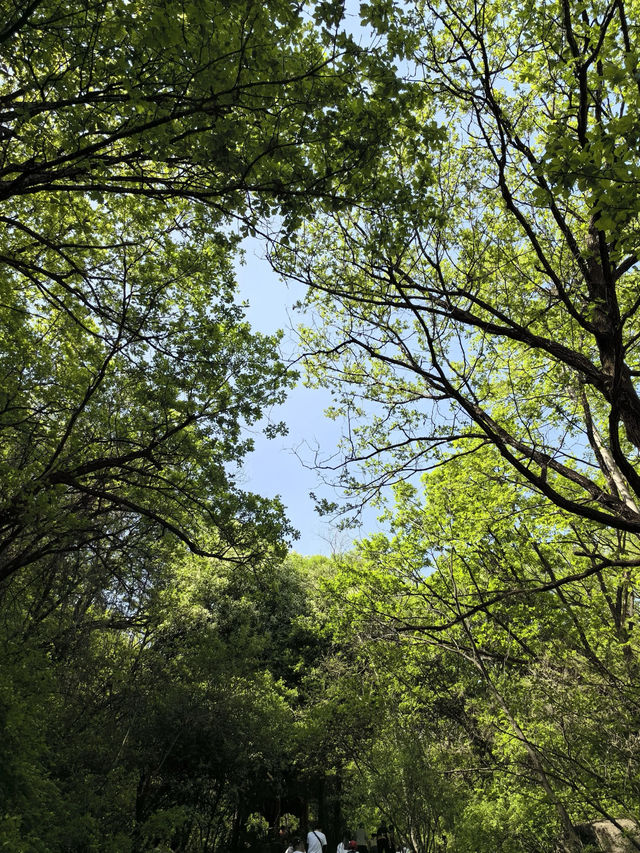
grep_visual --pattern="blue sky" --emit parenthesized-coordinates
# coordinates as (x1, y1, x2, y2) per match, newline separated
(231, 3, 388, 555)
(235, 238, 380, 555)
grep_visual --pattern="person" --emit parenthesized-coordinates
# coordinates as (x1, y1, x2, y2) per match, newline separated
(286, 838, 305, 853)
(376, 824, 389, 853)
(279, 827, 291, 852)
(387, 826, 396, 853)
(307, 826, 327, 853)
(337, 833, 350, 853)
(355, 825, 370, 853)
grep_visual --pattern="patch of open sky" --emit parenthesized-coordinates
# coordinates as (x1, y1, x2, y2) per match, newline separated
(228, 1, 404, 555)
(235, 236, 387, 555)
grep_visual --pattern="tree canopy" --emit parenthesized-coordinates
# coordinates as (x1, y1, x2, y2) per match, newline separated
(275, 0, 640, 548)
(0, 2, 406, 848)
(323, 449, 640, 851)
(4, 0, 640, 851)
(0, 0, 408, 578)
(264, 1, 640, 848)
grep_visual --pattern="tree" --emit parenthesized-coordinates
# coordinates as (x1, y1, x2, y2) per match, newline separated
(324, 449, 640, 852)
(0, 542, 331, 851)
(269, 5, 640, 838)
(0, 0, 411, 583)
(0, 215, 296, 578)
(274, 0, 640, 549)
(0, 4, 413, 847)
(0, 0, 387, 218)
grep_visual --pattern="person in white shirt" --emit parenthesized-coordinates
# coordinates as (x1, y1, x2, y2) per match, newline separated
(337, 833, 350, 853)
(307, 827, 327, 853)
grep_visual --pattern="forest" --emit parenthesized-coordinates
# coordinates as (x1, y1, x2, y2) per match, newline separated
(2, 0, 640, 851)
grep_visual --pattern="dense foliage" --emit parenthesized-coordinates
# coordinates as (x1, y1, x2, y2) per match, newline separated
(1, 546, 344, 851)
(3, 0, 640, 851)
(0, 0, 405, 577)
(324, 456, 640, 852)
(276, 0, 640, 542)
(269, 0, 640, 849)
(0, 0, 398, 849)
